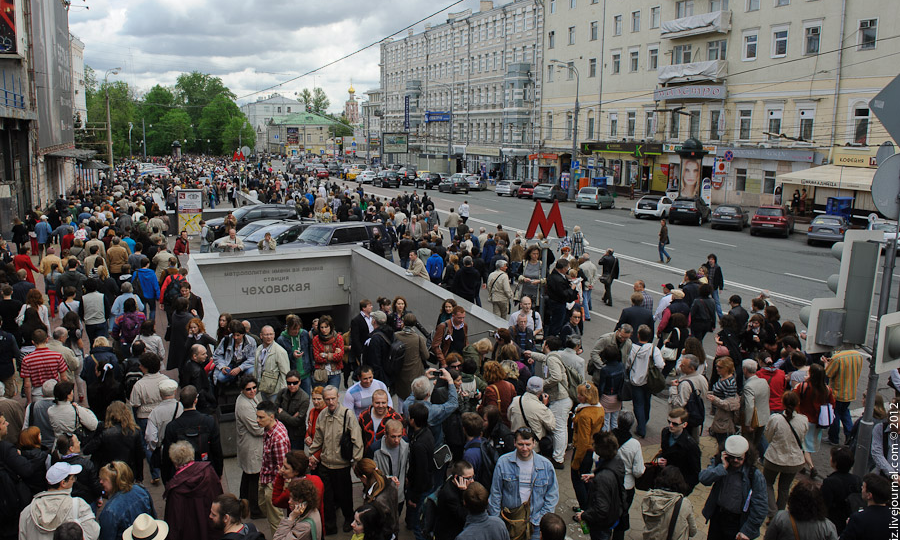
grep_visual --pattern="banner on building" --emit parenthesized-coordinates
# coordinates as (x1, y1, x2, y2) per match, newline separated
(286, 127, 299, 144)
(176, 189, 203, 236)
(0, 0, 17, 54)
(383, 133, 408, 154)
(31, 0, 73, 149)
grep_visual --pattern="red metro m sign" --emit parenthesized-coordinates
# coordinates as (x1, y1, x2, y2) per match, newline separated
(525, 200, 566, 239)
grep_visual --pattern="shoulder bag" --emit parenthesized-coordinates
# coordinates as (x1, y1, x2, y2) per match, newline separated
(339, 409, 354, 461)
(781, 412, 804, 451)
(665, 496, 684, 540)
(258, 351, 280, 395)
(660, 328, 680, 362)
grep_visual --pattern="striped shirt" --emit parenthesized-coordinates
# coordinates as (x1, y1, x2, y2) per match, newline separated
(824, 350, 864, 402)
(20, 347, 67, 387)
(712, 375, 738, 399)
(260, 421, 290, 484)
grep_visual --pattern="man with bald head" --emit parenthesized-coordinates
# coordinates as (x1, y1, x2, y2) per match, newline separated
(181, 343, 216, 414)
(255, 325, 290, 402)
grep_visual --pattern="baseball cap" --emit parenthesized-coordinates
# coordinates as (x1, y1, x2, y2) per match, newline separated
(46, 462, 82, 485)
(724, 435, 750, 457)
(42, 379, 58, 397)
(662, 283, 675, 291)
(526, 376, 544, 394)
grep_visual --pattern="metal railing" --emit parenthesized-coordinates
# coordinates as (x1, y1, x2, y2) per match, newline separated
(0, 70, 25, 109)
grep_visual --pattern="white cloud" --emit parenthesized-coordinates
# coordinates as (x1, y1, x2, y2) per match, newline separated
(70, 0, 484, 112)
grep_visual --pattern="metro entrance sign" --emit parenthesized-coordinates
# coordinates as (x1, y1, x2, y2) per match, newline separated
(526, 200, 566, 239)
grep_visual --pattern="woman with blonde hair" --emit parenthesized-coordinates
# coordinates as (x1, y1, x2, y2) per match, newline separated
(571, 382, 604, 510)
(93, 401, 144, 483)
(477, 360, 516, 426)
(354, 458, 398, 540)
(97, 461, 155, 538)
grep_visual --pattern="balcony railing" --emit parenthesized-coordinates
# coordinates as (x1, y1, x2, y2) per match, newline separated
(1, 70, 26, 109)
(661, 11, 731, 39)
(658, 60, 727, 84)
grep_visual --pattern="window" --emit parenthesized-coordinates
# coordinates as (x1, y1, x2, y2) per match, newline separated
(747, 0, 759, 10)
(287, 107, 291, 113)
(646, 112, 656, 137)
(567, 61, 575, 79)
(743, 32, 758, 60)
(708, 40, 727, 60)
(627, 111, 636, 137)
(568, 26, 576, 45)
(570, 0, 576, 7)
(798, 108, 814, 141)
(859, 19, 877, 50)
(763, 170, 776, 194)
(689, 110, 700, 138)
(775, 0, 789, 5)
(629, 50, 639, 71)
(546, 113, 553, 139)
(772, 28, 788, 57)
(614, 15, 622, 35)
(709, 110, 722, 140)
(587, 116, 595, 138)
(612, 52, 621, 73)
(609, 113, 618, 137)
(676, 0, 694, 18)
(853, 106, 870, 144)
(591, 21, 599, 40)
(565, 114, 573, 139)
(804, 24, 821, 55)
(709, 0, 728, 10)
(674, 44, 692, 64)
(648, 46, 659, 69)
(277, 107, 282, 113)
(550, 0, 556, 12)
(548, 31, 555, 48)
(738, 109, 752, 140)
(670, 113, 680, 138)
(547, 65, 555, 82)
(632, 11, 641, 32)
(650, 6, 661, 28)
(588, 58, 597, 77)
(735, 168, 747, 191)
(767, 109, 783, 139)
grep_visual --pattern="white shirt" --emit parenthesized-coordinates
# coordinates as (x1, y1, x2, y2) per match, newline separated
(627, 342, 665, 386)
(458, 203, 469, 218)
(361, 311, 374, 333)
(655, 293, 673, 322)
(515, 454, 534, 504)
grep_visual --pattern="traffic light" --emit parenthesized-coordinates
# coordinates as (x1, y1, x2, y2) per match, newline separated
(799, 230, 882, 353)
(875, 311, 900, 374)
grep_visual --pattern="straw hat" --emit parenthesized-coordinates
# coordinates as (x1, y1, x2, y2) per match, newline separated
(123, 513, 169, 540)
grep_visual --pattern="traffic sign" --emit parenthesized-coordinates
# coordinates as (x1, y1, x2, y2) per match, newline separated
(876, 141, 895, 166)
(870, 74, 900, 143)
(871, 153, 900, 220)
(572, 160, 580, 169)
(724, 150, 734, 162)
(274, 135, 279, 139)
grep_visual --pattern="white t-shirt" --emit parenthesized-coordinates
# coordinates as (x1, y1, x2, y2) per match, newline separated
(628, 343, 665, 386)
(515, 454, 534, 504)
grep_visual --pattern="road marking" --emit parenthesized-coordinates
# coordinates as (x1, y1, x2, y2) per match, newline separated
(640, 242, 669, 249)
(699, 238, 737, 248)
(595, 220, 625, 227)
(480, 208, 499, 213)
(589, 310, 619, 324)
(784, 272, 827, 284)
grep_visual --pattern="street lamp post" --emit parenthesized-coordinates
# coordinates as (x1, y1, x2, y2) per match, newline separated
(128, 122, 133, 157)
(104, 67, 122, 170)
(549, 60, 580, 199)
(430, 82, 454, 175)
(141, 119, 149, 160)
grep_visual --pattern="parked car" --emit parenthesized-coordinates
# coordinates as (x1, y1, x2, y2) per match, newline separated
(439, 175, 470, 194)
(210, 219, 284, 252)
(397, 168, 418, 185)
(532, 183, 568, 202)
(241, 220, 316, 249)
(710, 205, 750, 231)
(205, 204, 300, 239)
(517, 183, 536, 199)
(316, 168, 329, 179)
(346, 167, 361, 180)
(374, 171, 401, 188)
(807, 215, 850, 245)
(668, 197, 711, 226)
(289, 222, 392, 252)
(575, 187, 615, 209)
(357, 170, 376, 184)
(495, 180, 523, 197)
(415, 172, 442, 190)
(750, 205, 794, 237)
(868, 219, 900, 253)
(634, 195, 673, 219)
(466, 175, 487, 191)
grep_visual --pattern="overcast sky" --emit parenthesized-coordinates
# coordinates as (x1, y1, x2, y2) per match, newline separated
(70, 0, 486, 113)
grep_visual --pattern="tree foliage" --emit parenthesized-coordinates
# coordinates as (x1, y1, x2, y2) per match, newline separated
(296, 87, 330, 114)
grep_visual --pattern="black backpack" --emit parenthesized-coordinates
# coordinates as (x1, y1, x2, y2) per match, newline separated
(0, 456, 32, 522)
(122, 358, 143, 399)
(681, 379, 706, 429)
(475, 439, 499, 487)
(163, 275, 185, 305)
(205, 227, 215, 243)
(384, 337, 406, 377)
(171, 413, 211, 462)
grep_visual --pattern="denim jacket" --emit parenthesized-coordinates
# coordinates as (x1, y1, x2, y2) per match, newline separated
(213, 334, 258, 372)
(488, 451, 559, 537)
(698, 462, 768, 539)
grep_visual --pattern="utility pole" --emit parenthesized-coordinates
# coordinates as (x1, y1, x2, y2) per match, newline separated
(549, 60, 580, 199)
(104, 67, 121, 170)
(141, 119, 147, 160)
(128, 122, 133, 158)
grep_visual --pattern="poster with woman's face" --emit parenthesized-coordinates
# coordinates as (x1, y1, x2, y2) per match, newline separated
(679, 157, 702, 198)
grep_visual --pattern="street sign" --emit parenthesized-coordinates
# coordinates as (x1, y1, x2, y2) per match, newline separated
(876, 141, 895, 166)
(724, 150, 734, 162)
(274, 134, 279, 140)
(572, 160, 580, 169)
(404, 96, 410, 130)
(871, 153, 900, 220)
(425, 111, 451, 122)
(870, 74, 900, 143)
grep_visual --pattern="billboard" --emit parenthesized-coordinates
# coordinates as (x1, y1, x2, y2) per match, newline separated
(0, 0, 16, 54)
(176, 189, 203, 236)
(383, 133, 408, 154)
(31, 0, 73, 149)
(286, 127, 299, 144)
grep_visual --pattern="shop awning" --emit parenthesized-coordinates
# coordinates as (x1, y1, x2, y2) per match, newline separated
(776, 165, 877, 192)
(44, 148, 96, 160)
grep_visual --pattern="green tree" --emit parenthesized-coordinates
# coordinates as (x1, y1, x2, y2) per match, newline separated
(198, 94, 244, 154)
(149, 109, 193, 156)
(175, 71, 236, 132)
(85, 77, 137, 162)
(139, 85, 176, 126)
(221, 116, 256, 155)
(296, 87, 330, 113)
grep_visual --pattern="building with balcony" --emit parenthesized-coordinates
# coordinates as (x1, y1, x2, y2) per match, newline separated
(241, 94, 302, 152)
(380, 0, 543, 179)
(266, 111, 344, 156)
(541, 0, 897, 208)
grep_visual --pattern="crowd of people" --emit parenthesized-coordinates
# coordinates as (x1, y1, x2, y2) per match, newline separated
(0, 154, 894, 540)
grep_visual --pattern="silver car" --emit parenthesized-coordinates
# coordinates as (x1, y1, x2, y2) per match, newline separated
(496, 180, 522, 196)
(806, 215, 849, 245)
(466, 175, 487, 191)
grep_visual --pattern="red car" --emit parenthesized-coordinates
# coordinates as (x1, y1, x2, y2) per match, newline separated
(750, 205, 794, 238)
(316, 168, 329, 179)
(517, 183, 536, 199)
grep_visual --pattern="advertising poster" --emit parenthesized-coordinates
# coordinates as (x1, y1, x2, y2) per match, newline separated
(701, 178, 712, 206)
(679, 156, 702, 198)
(286, 127, 299, 144)
(177, 189, 203, 236)
(651, 164, 669, 192)
(383, 133, 409, 154)
(0, 0, 16, 53)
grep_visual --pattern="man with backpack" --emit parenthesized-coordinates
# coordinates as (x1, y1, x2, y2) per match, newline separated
(433, 461, 476, 540)
(668, 354, 708, 441)
(426, 251, 445, 285)
(657, 408, 702, 494)
(199, 220, 212, 253)
(462, 412, 498, 487)
(626, 325, 665, 438)
(362, 311, 394, 387)
(160, 385, 223, 484)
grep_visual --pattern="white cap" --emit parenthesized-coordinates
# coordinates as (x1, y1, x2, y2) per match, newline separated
(724, 435, 750, 457)
(46, 462, 82, 484)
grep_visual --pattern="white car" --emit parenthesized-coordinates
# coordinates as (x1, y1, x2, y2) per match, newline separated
(634, 195, 673, 219)
(496, 180, 522, 196)
(357, 170, 376, 184)
(868, 219, 900, 252)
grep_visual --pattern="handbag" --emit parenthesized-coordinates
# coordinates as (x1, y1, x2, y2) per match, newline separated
(500, 501, 532, 540)
(339, 410, 354, 461)
(660, 329, 678, 361)
(817, 402, 835, 428)
(313, 369, 329, 385)
(258, 366, 280, 395)
(634, 451, 663, 491)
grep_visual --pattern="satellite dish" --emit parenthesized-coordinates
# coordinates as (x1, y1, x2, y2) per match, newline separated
(876, 141, 895, 167)
(871, 154, 900, 220)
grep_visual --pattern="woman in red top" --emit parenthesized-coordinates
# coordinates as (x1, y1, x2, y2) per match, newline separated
(794, 363, 835, 479)
(477, 361, 516, 426)
(304, 386, 326, 458)
(271, 450, 325, 520)
(311, 315, 344, 388)
(14, 245, 40, 284)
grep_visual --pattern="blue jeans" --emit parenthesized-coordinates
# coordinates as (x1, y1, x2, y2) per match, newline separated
(449, 227, 457, 241)
(400, 258, 410, 269)
(137, 418, 161, 480)
(631, 384, 652, 437)
(829, 400, 853, 443)
(214, 368, 251, 385)
(583, 288, 593, 318)
(658, 242, 670, 262)
(327, 373, 342, 389)
(711, 288, 724, 319)
(200, 244, 210, 253)
(603, 411, 619, 431)
(408, 496, 426, 540)
(85, 323, 108, 346)
(299, 376, 312, 396)
(571, 450, 594, 509)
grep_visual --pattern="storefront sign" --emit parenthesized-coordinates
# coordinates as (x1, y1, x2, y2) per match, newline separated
(715, 147, 815, 163)
(176, 189, 203, 236)
(582, 141, 663, 157)
(654, 85, 726, 101)
(526, 200, 566, 239)
(466, 145, 501, 157)
(664, 143, 718, 154)
(832, 148, 878, 168)
(528, 153, 559, 160)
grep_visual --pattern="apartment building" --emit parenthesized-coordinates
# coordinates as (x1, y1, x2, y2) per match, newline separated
(380, 0, 543, 179)
(542, 0, 897, 207)
(241, 94, 303, 152)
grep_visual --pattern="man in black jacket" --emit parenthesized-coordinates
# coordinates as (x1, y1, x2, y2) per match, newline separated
(161, 385, 223, 484)
(362, 311, 394, 387)
(56, 259, 86, 301)
(181, 345, 217, 414)
(434, 461, 475, 540)
(598, 249, 619, 306)
(680, 269, 701, 307)
(406, 402, 435, 535)
(616, 292, 655, 335)
(727, 295, 749, 331)
(451, 256, 482, 304)
(349, 299, 373, 381)
(545, 259, 578, 337)
(657, 408, 701, 494)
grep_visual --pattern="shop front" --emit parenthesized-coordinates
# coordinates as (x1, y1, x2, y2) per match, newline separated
(528, 152, 559, 183)
(708, 146, 821, 206)
(581, 141, 663, 194)
(464, 145, 503, 179)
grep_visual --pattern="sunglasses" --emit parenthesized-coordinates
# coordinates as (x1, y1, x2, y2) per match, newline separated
(244, 386, 258, 391)
(286, 381, 300, 386)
